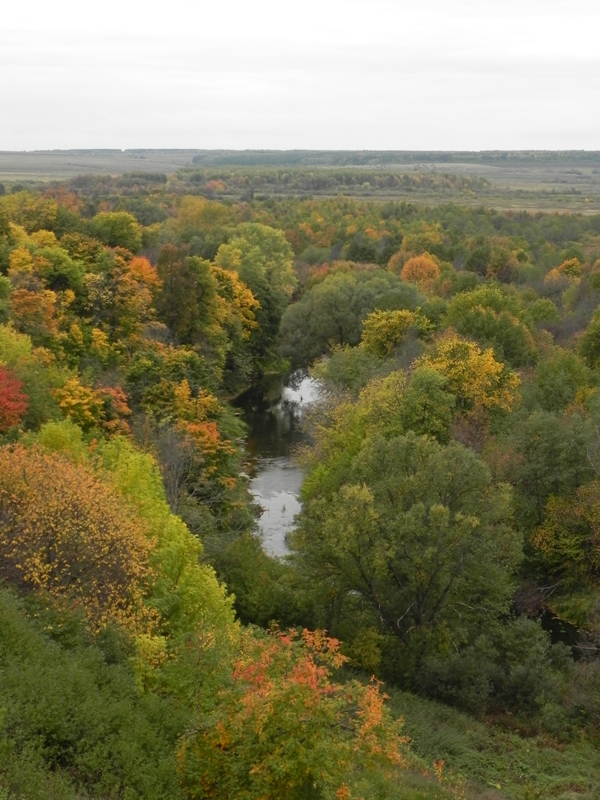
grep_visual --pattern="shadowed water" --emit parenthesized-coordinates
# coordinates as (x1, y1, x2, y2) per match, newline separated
(238, 372, 319, 557)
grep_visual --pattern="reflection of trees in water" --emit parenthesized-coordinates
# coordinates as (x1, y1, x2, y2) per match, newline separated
(237, 373, 320, 556)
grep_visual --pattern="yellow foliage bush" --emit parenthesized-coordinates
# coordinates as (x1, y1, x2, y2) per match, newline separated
(0, 445, 155, 632)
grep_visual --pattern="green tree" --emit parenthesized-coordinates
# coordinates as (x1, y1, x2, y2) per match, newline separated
(280, 270, 423, 368)
(90, 211, 143, 252)
(445, 285, 537, 368)
(294, 432, 521, 675)
(398, 366, 455, 443)
(581, 307, 600, 370)
(532, 347, 595, 412)
(500, 409, 594, 530)
(215, 223, 296, 370)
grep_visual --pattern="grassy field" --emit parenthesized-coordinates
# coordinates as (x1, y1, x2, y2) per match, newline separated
(0, 149, 196, 180)
(2, 150, 600, 213)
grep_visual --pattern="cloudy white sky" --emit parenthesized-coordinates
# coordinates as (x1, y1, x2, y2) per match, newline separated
(2, 0, 599, 151)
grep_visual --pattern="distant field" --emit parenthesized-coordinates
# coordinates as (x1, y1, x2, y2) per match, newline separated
(2, 149, 600, 213)
(0, 150, 196, 180)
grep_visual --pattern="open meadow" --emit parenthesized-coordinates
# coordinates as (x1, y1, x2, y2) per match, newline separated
(2, 149, 600, 212)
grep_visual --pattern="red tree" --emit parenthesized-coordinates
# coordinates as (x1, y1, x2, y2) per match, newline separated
(0, 367, 28, 432)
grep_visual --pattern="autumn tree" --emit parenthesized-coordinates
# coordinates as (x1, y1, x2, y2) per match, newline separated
(533, 482, 600, 593)
(360, 308, 431, 358)
(157, 246, 221, 346)
(177, 628, 408, 800)
(215, 223, 295, 368)
(52, 377, 131, 435)
(417, 331, 521, 414)
(0, 366, 28, 432)
(156, 246, 258, 386)
(401, 221, 445, 258)
(444, 285, 537, 368)
(9, 288, 59, 345)
(558, 257, 582, 278)
(0, 324, 63, 429)
(82, 249, 160, 342)
(0, 191, 59, 233)
(399, 253, 441, 292)
(0, 445, 155, 631)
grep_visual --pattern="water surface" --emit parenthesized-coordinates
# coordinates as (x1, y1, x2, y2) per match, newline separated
(238, 373, 319, 556)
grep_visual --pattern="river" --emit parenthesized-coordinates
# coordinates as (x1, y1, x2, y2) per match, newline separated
(236, 372, 319, 557)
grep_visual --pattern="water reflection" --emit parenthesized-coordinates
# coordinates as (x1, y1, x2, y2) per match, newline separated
(238, 372, 318, 557)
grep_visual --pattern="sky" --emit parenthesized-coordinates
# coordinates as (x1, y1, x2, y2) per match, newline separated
(2, 0, 599, 151)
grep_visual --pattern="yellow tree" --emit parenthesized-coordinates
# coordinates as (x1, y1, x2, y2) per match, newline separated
(417, 331, 520, 413)
(360, 309, 431, 358)
(0, 445, 155, 632)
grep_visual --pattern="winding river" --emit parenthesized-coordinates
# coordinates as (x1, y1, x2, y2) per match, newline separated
(237, 372, 319, 556)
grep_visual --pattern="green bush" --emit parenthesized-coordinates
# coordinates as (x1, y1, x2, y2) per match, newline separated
(0, 588, 186, 800)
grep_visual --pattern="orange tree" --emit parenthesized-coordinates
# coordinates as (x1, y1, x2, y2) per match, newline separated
(177, 627, 408, 800)
(399, 253, 441, 292)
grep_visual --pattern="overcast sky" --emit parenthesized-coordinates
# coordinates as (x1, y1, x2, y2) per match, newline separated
(2, 0, 599, 151)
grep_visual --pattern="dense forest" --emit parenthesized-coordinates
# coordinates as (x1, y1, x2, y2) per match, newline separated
(1, 166, 600, 799)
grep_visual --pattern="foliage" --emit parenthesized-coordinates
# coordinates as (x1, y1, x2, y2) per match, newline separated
(311, 344, 388, 395)
(0, 325, 64, 428)
(0, 365, 28, 432)
(279, 268, 424, 367)
(417, 331, 521, 414)
(399, 253, 441, 292)
(215, 223, 296, 368)
(444, 286, 537, 367)
(398, 367, 456, 444)
(531, 347, 595, 412)
(360, 309, 431, 358)
(295, 431, 521, 683)
(0, 587, 186, 800)
(34, 423, 236, 641)
(580, 306, 600, 369)
(0, 192, 59, 233)
(533, 481, 600, 592)
(177, 627, 408, 800)
(3, 173, 600, 797)
(388, 685, 600, 799)
(90, 211, 143, 252)
(497, 409, 594, 530)
(156, 245, 258, 387)
(53, 376, 106, 431)
(0, 445, 155, 631)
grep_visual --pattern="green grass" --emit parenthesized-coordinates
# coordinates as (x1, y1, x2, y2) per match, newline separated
(387, 688, 600, 800)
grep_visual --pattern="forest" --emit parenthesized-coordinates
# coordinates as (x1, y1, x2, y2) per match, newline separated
(1, 159, 600, 799)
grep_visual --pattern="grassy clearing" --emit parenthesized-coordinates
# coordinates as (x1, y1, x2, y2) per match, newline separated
(387, 689, 600, 800)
